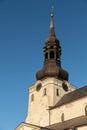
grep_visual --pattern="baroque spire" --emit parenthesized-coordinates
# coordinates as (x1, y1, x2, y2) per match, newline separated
(36, 13, 68, 81)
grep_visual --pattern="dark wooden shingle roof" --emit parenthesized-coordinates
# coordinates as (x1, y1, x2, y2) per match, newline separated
(46, 116, 87, 130)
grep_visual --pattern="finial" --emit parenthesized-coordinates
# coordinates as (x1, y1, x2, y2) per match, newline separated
(50, 6, 54, 29)
(48, 5, 56, 37)
(50, 5, 54, 17)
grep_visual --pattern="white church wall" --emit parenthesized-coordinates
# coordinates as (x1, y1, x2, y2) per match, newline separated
(50, 97, 87, 125)
(26, 78, 77, 127)
(26, 80, 49, 126)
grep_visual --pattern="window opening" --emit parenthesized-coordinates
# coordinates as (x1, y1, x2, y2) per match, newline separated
(62, 82, 68, 91)
(61, 113, 64, 122)
(31, 94, 34, 102)
(50, 51, 54, 59)
(45, 53, 48, 60)
(43, 88, 47, 96)
(56, 89, 59, 96)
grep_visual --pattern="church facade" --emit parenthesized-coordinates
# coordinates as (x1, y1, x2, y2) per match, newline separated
(16, 14, 87, 130)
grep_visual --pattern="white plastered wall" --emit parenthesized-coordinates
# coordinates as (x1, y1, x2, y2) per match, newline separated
(50, 97, 87, 125)
(25, 78, 76, 127)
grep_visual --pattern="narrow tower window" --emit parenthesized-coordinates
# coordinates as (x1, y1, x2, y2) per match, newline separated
(31, 94, 34, 102)
(50, 51, 54, 59)
(61, 113, 64, 122)
(56, 89, 59, 96)
(43, 88, 47, 96)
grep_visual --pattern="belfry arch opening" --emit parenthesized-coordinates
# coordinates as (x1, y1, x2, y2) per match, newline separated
(50, 51, 54, 59)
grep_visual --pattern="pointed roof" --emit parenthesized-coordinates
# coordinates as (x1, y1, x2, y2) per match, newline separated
(46, 13, 59, 45)
(49, 13, 55, 37)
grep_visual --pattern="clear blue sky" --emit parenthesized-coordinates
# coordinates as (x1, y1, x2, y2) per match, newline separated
(0, 0, 87, 130)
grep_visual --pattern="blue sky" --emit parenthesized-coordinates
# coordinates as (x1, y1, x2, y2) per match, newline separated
(0, 0, 87, 130)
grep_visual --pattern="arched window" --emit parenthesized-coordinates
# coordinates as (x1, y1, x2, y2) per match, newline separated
(31, 94, 34, 102)
(43, 88, 47, 96)
(50, 51, 54, 59)
(45, 53, 48, 60)
(85, 105, 87, 116)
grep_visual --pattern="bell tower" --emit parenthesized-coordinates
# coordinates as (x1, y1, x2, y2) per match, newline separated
(25, 13, 76, 127)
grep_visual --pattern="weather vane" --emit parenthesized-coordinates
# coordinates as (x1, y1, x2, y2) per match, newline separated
(51, 5, 54, 17)
(51, 5, 54, 14)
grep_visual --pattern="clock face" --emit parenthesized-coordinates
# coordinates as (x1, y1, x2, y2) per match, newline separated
(36, 83, 42, 91)
(62, 82, 68, 91)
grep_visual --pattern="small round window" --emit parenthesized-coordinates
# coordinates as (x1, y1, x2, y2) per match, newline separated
(36, 83, 42, 91)
(62, 82, 68, 91)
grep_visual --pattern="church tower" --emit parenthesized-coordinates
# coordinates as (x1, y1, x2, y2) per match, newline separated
(25, 13, 76, 127)
(16, 12, 87, 130)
